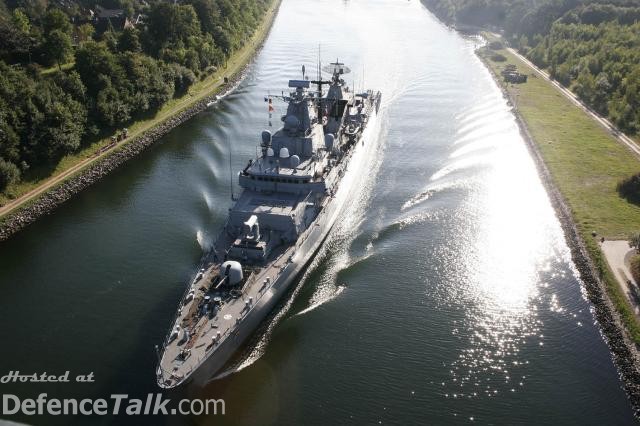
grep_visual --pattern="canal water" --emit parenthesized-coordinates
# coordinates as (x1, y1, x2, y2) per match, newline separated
(0, 0, 636, 424)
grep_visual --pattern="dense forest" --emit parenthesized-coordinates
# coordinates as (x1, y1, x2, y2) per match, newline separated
(0, 0, 271, 192)
(421, 0, 640, 135)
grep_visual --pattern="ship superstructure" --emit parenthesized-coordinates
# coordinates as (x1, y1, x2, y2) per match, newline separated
(157, 61, 381, 388)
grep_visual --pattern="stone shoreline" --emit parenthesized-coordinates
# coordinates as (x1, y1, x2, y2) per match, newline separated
(0, 3, 280, 243)
(477, 49, 640, 418)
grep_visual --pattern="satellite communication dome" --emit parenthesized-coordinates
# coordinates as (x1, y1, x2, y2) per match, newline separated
(279, 147, 290, 158)
(220, 261, 243, 285)
(266, 147, 274, 157)
(290, 155, 300, 168)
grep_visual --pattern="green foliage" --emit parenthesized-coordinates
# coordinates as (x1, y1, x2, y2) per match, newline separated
(422, 0, 640, 134)
(119, 27, 140, 53)
(0, 0, 272, 192)
(146, 3, 201, 51)
(0, 10, 36, 62)
(0, 157, 20, 192)
(101, 30, 119, 52)
(542, 22, 640, 131)
(44, 29, 72, 68)
(168, 63, 197, 95)
(491, 53, 507, 61)
(630, 254, 640, 283)
(12, 9, 30, 34)
(75, 42, 178, 127)
(43, 9, 72, 36)
(618, 173, 640, 206)
(77, 23, 95, 44)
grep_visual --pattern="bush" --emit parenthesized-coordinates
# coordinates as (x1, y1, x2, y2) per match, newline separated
(0, 158, 20, 191)
(491, 53, 507, 62)
(168, 63, 196, 95)
(488, 41, 504, 50)
(631, 254, 640, 284)
(617, 173, 640, 205)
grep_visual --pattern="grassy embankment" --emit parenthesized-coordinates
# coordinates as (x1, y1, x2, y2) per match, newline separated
(478, 37, 640, 344)
(0, 0, 280, 211)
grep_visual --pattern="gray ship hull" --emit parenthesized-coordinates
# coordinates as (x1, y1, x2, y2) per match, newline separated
(157, 64, 381, 389)
(184, 106, 381, 388)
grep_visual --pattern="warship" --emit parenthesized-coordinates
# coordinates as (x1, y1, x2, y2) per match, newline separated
(156, 60, 381, 388)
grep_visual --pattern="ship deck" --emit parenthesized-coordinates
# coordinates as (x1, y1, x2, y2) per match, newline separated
(158, 241, 294, 388)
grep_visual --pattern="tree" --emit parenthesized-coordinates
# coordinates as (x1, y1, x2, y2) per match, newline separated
(0, 106, 20, 163)
(75, 41, 124, 95)
(77, 23, 95, 45)
(0, 0, 274, 195)
(213, 24, 232, 54)
(0, 157, 20, 192)
(0, 13, 35, 62)
(187, 0, 221, 35)
(119, 28, 141, 53)
(630, 233, 640, 253)
(147, 3, 202, 51)
(43, 9, 72, 36)
(12, 9, 31, 35)
(20, 0, 48, 22)
(44, 29, 72, 69)
(101, 30, 119, 52)
(96, 83, 131, 126)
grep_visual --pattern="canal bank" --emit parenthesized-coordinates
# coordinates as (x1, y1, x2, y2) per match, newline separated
(0, 0, 282, 242)
(476, 38, 640, 418)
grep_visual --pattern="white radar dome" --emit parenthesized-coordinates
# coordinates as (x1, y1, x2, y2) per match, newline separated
(220, 261, 243, 285)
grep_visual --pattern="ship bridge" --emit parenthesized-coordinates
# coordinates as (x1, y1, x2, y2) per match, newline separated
(238, 79, 335, 195)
